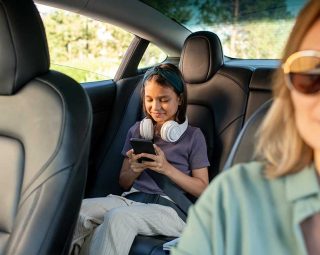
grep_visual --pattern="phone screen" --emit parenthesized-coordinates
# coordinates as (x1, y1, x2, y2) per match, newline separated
(130, 138, 156, 162)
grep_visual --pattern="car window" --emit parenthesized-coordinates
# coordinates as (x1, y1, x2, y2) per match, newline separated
(37, 4, 134, 83)
(140, 0, 307, 59)
(138, 43, 167, 69)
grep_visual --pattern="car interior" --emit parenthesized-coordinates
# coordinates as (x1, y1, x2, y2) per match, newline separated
(1, 0, 305, 254)
(0, 1, 92, 254)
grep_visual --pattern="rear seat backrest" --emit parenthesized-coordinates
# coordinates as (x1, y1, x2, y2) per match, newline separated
(179, 31, 252, 179)
(223, 67, 275, 169)
(224, 99, 272, 169)
(87, 77, 143, 197)
(244, 68, 274, 121)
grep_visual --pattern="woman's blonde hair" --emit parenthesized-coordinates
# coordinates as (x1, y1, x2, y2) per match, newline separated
(255, 0, 320, 177)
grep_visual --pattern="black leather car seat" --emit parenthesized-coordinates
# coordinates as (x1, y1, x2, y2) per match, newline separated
(180, 31, 252, 179)
(0, 0, 92, 254)
(224, 99, 272, 169)
(244, 68, 274, 122)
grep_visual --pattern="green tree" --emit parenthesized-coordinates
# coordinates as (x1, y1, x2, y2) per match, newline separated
(141, 0, 296, 58)
(199, 0, 292, 25)
(41, 9, 134, 82)
(44, 11, 95, 61)
(196, 0, 293, 58)
(140, 0, 196, 24)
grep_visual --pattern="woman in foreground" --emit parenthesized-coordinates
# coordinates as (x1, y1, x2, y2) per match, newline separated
(172, 1, 320, 254)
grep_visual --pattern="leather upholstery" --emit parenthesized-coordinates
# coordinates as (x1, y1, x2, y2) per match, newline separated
(222, 68, 274, 169)
(180, 31, 252, 178)
(222, 67, 274, 171)
(180, 31, 223, 84)
(0, 0, 49, 95)
(244, 68, 274, 121)
(224, 99, 272, 169)
(88, 76, 143, 197)
(0, 0, 92, 254)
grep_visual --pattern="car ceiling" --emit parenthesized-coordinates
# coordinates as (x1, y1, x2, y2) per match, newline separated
(35, 0, 191, 57)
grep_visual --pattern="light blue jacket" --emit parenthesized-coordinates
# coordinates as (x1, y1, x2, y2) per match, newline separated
(171, 161, 320, 255)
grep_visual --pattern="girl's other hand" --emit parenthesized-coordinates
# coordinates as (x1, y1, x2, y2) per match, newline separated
(140, 145, 173, 175)
(126, 149, 146, 173)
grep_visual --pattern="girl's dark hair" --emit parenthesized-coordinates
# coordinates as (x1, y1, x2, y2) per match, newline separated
(141, 63, 187, 124)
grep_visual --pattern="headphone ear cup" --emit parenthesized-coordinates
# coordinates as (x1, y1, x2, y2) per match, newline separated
(161, 118, 189, 142)
(140, 118, 154, 140)
(160, 120, 180, 142)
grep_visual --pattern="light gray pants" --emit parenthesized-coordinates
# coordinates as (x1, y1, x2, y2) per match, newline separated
(70, 194, 185, 255)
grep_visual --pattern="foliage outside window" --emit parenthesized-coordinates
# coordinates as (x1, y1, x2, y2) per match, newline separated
(37, 4, 134, 83)
(139, 44, 167, 69)
(141, 0, 307, 59)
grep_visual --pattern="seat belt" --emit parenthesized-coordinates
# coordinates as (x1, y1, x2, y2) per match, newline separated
(145, 169, 193, 216)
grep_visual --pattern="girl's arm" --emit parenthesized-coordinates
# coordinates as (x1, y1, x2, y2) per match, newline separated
(119, 149, 147, 190)
(166, 166, 208, 197)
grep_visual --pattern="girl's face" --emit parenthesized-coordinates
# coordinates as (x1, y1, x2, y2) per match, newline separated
(290, 20, 320, 153)
(144, 77, 181, 125)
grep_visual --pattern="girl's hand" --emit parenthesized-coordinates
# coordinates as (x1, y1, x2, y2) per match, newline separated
(126, 149, 146, 173)
(140, 145, 173, 175)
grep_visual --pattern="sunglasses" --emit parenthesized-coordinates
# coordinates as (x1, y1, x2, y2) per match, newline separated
(282, 50, 320, 94)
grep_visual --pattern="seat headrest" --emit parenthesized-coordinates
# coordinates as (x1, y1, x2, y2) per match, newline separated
(0, 0, 49, 95)
(179, 31, 223, 84)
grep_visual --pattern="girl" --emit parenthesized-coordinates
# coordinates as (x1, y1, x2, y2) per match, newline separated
(70, 63, 209, 255)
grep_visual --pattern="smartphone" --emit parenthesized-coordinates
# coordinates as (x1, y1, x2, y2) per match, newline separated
(130, 138, 156, 162)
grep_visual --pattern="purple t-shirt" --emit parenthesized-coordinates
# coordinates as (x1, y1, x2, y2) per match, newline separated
(121, 121, 210, 196)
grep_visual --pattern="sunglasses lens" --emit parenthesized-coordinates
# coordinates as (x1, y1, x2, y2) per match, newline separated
(289, 73, 320, 94)
(288, 55, 320, 94)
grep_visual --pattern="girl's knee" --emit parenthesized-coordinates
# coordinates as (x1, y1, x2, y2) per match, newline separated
(104, 208, 134, 228)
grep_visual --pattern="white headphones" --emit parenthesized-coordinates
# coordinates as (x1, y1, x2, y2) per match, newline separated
(140, 117, 188, 142)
